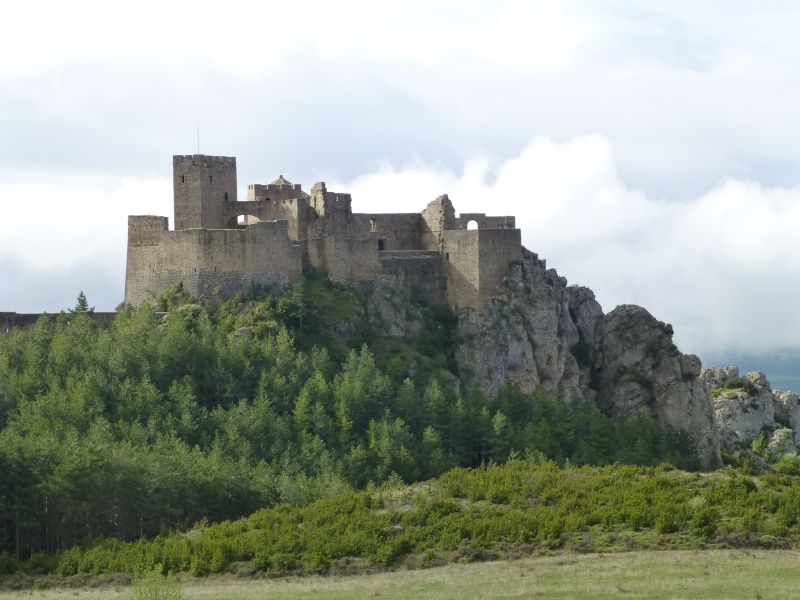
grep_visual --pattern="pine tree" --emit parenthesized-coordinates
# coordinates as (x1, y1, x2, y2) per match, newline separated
(68, 291, 94, 315)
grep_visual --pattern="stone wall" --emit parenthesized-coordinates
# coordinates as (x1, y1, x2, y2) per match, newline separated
(125, 218, 302, 305)
(379, 251, 444, 304)
(455, 213, 516, 230)
(477, 228, 522, 304)
(352, 213, 423, 251)
(442, 231, 481, 309)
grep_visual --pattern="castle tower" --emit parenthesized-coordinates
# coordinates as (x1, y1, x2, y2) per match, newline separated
(173, 155, 237, 230)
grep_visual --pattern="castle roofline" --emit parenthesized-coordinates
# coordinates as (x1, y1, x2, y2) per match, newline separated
(270, 175, 292, 186)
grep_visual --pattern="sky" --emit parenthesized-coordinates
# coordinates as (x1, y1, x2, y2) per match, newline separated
(2, 0, 800, 359)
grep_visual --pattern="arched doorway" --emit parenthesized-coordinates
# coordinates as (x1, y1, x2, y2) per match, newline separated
(467, 219, 479, 230)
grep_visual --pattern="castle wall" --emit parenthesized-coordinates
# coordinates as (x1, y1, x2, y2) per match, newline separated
(379, 251, 444, 304)
(352, 213, 423, 250)
(442, 231, 481, 309)
(420, 195, 456, 251)
(476, 228, 522, 304)
(125, 154, 523, 312)
(325, 237, 381, 283)
(220, 199, 305, 239)
(441, 228, 522, 309)
(454, 213, 515, 230)
(124, 218, 302, 305)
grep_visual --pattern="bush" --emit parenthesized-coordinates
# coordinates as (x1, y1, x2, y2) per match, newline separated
(132, 565, 183, 600)
(0, 552, 17, 576)
(690, 504, 719, 539)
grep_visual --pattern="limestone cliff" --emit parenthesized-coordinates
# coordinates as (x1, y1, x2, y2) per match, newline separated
(368, 247, 723, 466)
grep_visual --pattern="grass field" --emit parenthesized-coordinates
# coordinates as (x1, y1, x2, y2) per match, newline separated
(3, 549, 799, 600)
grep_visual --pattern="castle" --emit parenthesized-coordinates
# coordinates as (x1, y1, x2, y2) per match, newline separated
(124, 155, 522, 309)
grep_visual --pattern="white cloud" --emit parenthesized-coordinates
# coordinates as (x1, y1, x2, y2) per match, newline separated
(0, 178, 171, 311)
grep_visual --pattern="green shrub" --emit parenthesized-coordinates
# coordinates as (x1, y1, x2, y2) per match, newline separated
(0, 552, 17, 576)
(690, 504, 719, 539)
(132, 565, 183, 600)
(188, 556, 208, 577)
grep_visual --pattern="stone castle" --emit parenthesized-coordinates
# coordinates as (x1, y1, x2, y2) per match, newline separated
(124, 155, 521, 309)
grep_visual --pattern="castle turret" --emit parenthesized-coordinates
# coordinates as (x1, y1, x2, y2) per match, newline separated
(173, 155, 237, 230)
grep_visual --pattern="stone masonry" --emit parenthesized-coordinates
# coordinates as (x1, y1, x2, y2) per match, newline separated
(124, 155, 521, 309)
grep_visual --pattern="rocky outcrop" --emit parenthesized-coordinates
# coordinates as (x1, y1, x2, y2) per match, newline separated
(703, 366, 800, 456)
(453, 249, 600, 398)
(448, 248, 722, 467)
(595, 305, 720, 467)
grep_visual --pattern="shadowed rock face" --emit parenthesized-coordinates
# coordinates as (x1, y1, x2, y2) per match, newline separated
(596, 305, 721, 468)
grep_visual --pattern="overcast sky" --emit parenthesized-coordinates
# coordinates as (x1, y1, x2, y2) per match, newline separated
(2, 1, 800, 358)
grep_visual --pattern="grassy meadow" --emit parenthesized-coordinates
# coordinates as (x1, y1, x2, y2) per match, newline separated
(1, 549, 798, 599)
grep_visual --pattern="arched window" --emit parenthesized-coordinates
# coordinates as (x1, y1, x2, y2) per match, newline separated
(224, 192, 229, 202)
(467, 220, 479, 230)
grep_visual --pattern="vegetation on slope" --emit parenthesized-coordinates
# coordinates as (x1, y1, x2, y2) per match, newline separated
(6, 460, 800, 587)
(0, 276, 699, 577)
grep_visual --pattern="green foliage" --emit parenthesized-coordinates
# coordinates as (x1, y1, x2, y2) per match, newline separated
(32, 462, 800, 579)
(774, 454, 800, 476)
(132, 565, 183, 600)
(68, 291, 94, 315)
(713, 378, 760, 398)
(0, 274, 707, 576)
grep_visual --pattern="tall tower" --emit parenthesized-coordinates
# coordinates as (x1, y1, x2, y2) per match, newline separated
(173, 155, 238, 230)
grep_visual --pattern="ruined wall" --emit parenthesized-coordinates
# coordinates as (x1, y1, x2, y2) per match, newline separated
(454, 213, 515, 230)
(420, 195, 456, 251)
(221, 199, 305, 238)
(173, 155, 237, 230)
(352, 213, 422, 250)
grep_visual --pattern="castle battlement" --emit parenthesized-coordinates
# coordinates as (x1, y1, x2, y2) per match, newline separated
(125, 155, 522, 309)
